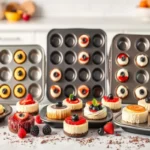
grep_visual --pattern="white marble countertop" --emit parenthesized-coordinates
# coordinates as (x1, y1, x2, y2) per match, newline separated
(0, 17, 150, 31)
(0, 105, 150, 150)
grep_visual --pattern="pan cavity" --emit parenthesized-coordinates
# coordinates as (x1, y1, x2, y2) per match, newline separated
(0, 49, 12, 64)
(0, 67, 12, 82)
(29, 49, 42, 64)
(65, 68, 76, 82)
(136, 38, 149, 52)
(65, 34, 76, 48)
(50, 34, 62, 48)
(135, 70, 149, 84)
(92, 34, 104, 48)
(65, 51, 76, 65)
(92, 51, 104, 65)
(117, 37, 131, 51)
(92, 68, 104, 82)
(64, 85, 76, 97)
(78, 68, 90, 82)
(50, 51, 62, 65)
(92, 85, 104, 98)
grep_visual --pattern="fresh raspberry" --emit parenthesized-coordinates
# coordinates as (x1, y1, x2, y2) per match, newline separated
(18, 128, 26, 139)
(35, 115, 42, 124)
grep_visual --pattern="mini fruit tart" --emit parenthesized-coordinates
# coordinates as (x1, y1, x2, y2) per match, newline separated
(78, 35, 90, 48)
(50, 85, 61, 98)
(101, 94, 122, 112)
(0, 84, 11, 99)
(116, 53, 129, 66)
(78, 85, 89, 98)
(50, 68, 62, 82)
(63, 94, 83, 111)
(116, 68, 129, 82)
(78, 51, 90, 65)
(138, 97, 150, 112)
(8, 112, 34, 133)
(63, 114, 88, 137)
(84, 98, 107, 120)
(16, 94, 39, 115)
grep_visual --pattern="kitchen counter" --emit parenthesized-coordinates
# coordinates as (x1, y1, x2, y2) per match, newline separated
(0, 105, 150, 150)
(0, 17, 150, 31)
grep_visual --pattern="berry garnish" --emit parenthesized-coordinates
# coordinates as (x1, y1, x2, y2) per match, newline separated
(43, 124, 52, 135)
(140, 89, 145, 95)
(18, 70, 23, 76)
(26, 94, 33, 100)
(104, 122, 114, 134)
(120, 88, 125, 94)
(17, 88, 23, 93)
(145, 97, 150, 103)
(56, 101, 62, 107)
(18, 128, 26, 139)
(121, 56, 126, 61)
(14, 112, 29, 121)
(20, 94, 35, 105)
(120, 72, 125, 77)
(18, 54, 23, 59)
(72, 114, 79, 121)
(2, 88, 7, 94)
(98, 128, 104, 136)
(89, 98, 102, 112)
(140, 57, 145, 62)
(53, 72, 59, 77)
(35, 115, 42, 124)
(82, 37, 88, 44)
(69, 94, 77, 101)
(108, 94, 113, 99)
(30, 125, 39, 136)
(54, 88, 59, 93)
(89, 105, 93, 109)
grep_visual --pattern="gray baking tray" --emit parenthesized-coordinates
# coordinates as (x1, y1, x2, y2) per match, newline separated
(40, 105, 113, 128)
(47, 29, 107, 103)
(0, 45, 45, 104)
(109, 34, 150, 104)
(114, 112, 150, 135)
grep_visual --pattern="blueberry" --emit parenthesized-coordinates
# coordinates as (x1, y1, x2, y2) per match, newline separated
(98, 105, 102, 110)
(98, 128, 104, 136)
(56, 102, 62, 107)
(139, 89, 144, 95)
(82, 55, 87, 60)
(145, 97, 150, 103)
(2, 88, 7, 94)
(82, 89, 87, 94)
(71, 96, 77, 101)
(54, 88, 59, 93)
(121, 56, 126, 61)
(140, 57, 145, 62)
(18, 54, 23, 59)
(89, 105, 93, 109)
(53, 72, 59, 77)
(18, 70, 23, 76)
(108, 94, 113, 99)
(120, 72, 125, 77)
(120, 88, 125, 94)
(17, 88, 23, 93)
(72, 114, 79, 121)
(82, 38, 87, 43)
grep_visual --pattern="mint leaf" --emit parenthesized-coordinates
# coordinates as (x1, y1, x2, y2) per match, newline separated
(69, 94, 74, 100)
(92, 98, 98, 106)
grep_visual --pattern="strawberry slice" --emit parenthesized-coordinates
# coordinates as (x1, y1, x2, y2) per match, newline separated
(26, 94, 33, 100)
(13, 112, 29, 121)
(20, 99, 35, 105)
(104, 122, 114, 134)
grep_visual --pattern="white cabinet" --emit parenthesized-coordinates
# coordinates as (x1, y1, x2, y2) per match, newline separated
(0, 32, 35, 45)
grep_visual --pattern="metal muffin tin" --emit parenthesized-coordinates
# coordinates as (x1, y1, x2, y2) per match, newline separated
(0, 45, 45, 104)
(47, 29, 107, 102)
(109, 34, 150, 104)
(114, 112, 150, 135)
(40, 105, 113, 128)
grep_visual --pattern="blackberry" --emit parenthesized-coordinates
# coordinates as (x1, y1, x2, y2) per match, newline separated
(108, 94, 113, 99)
(30, 125, 39, 136)
(98, 128, 104, 136)
(43, 124, 52, 135)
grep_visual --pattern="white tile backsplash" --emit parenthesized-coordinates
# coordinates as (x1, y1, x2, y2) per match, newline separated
(5, 0, 139, 17)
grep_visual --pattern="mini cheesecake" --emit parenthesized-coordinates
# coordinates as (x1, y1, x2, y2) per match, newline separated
(8, 112, 34, 133)
(138, 97, 150, 112)
(14, 84, 26, 98)
(78, 85, 89, 98)
(84, 98, 107, 120)
(16, 94, 39, 115)
(14, 50, 26, 64)
(116, 85, 128, 99)
(14, 67, 26, 81)
(64, 114, 88, 137)
(116, 53, 129, 66)
(63, 94, 83, 111)
(0, 85, 11, 99)
(78, 51, 90, 65)
(122, 105, 148, 124)
(135, 54, 148, 68)
(47, 102, 71, 120)
(134, 86, 147, 100)
(0, 105, 5, 115)
(116, 68, 129, 82)
(50, 85, 61, 98)
(78, 35, 90, 48)
(50, 68, 62, 82)
(101, 94, 122, 112)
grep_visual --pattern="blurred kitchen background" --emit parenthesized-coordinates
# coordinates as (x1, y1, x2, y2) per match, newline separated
(0, 0, 150, 52)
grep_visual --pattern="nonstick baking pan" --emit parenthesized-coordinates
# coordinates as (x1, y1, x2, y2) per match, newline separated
(47, 29, 107, 103)
(109, 34, 150, 104)
(114, 112, 150, 135)
(40, 105, 113, 128)
(0, 45, 45, 104)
